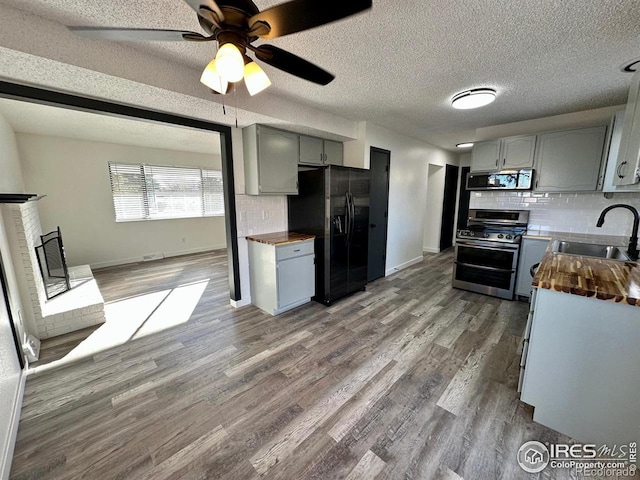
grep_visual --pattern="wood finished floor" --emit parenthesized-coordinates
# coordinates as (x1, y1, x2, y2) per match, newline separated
(31, 250, 229, 367)
(11, 250, 592, 479)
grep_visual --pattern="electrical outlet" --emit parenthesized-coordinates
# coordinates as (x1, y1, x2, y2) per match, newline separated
(240, 211, 247, 221)
(181, 237, 186, 244)
(262, 210, 269, 220)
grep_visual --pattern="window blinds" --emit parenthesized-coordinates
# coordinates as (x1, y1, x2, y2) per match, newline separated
(108, 162, 225, 222)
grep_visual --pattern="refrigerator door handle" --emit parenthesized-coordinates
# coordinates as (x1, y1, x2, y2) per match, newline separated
(349, 192, 355, 245)
(344, 192, 351, 245)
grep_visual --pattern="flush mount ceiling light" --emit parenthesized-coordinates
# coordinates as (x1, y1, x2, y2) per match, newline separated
(456, 142, 474, 148)
(68, 0, 372, 97)
(621, 59, 640, 73)
(451, 88, 497, 110)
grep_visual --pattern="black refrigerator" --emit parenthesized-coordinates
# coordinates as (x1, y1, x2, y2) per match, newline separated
(288, 165, 370, 305)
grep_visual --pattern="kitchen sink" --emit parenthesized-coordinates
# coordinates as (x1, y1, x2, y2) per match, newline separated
(551, 240, 630, 261)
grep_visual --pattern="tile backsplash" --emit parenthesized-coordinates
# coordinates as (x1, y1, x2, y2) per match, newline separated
(235, 194, 287, 238)
(470, 192, 640, 237)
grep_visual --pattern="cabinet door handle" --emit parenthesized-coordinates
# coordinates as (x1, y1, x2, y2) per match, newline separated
(535, 179, 539, 189)
(320, 153, 323, 162)
(495, 159, 499, 168)
(617, 161, 627, 179)
(293, 249, 301, 252)
(503, 158, 506, 167)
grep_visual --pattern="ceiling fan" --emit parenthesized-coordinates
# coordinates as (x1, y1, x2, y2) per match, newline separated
(69, 0, 372, 96)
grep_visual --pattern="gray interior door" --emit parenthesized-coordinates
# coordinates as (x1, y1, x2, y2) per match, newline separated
(367, 147, 390, 282)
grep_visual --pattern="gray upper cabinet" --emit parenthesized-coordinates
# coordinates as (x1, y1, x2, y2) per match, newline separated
(298, 135, 344, 166)
(243, 124, 299, 195)
(613, 71, 640, 186)
(534, 125, 607, 192)
(299, 135, 324, 165)
(500, 135, 536, 169)
(471, 140, 501, 171)
(323, 140, 344, 166)
(471, 136, 535, 172)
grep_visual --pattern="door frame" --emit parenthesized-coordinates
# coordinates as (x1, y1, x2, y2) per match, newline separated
(439, 163, 459, 251)
(0, 253, 24, 369)
(368, 147, 391, 281)
(0, 80, 241, 302)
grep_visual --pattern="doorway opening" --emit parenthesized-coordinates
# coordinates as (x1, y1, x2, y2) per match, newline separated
(367, 147, 390, 282)
(0, 82, 240, 371)
(439, 164, 460, 251)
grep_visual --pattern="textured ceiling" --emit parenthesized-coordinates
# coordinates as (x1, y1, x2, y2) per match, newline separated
(1, 0, 639, 150)
(0, 97, 221, 155)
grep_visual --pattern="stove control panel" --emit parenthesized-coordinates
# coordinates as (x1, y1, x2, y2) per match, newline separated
(456, 229, 523, 244)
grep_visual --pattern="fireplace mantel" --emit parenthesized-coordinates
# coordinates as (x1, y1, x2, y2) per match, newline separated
(0, 193, 41, 204)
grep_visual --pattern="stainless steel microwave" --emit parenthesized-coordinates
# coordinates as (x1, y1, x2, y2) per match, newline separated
(466, 169, 534, 191)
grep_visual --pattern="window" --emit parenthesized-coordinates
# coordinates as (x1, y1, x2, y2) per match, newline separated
(108, 162, 224, 222)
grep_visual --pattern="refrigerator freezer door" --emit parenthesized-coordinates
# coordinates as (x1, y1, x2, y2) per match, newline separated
(328, 167, 350, 302)
(347, 168, 370, 292)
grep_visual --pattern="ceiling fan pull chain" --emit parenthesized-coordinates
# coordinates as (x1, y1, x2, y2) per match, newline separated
(234, 85, 238, 128)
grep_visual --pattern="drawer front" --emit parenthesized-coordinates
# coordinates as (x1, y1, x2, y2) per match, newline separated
(276, 241, 314, 261)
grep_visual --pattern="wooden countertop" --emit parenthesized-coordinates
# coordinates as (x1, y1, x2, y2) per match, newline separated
(532, 235, 640, 307)
(246, 231, 315, 246)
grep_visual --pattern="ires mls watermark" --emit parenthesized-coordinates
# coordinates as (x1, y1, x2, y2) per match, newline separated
(517, 441, 637, 477)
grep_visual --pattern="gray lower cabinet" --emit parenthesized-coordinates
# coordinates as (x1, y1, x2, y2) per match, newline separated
(534, 125, 607, 192)
(299, 135, 344, 166)
(248, 239, 315, 315)
(521, 288, 640, 445)
(515, 238, 550, 298)
(243, 124, 299, 195)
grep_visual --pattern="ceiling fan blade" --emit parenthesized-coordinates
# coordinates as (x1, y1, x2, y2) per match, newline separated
(252, 45, 334, 85)
(69, 27, 210, 42)
(248, 0, 371, 39)
(183, 0, 225, 22)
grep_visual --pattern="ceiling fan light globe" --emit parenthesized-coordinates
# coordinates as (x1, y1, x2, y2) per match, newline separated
(200, 59, 228, 94)
(244, 61, 272, 96)
(215, 43, 245, 83)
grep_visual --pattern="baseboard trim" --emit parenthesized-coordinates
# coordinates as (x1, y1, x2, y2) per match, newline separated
(1, 371, 26, 480)
(422, 247, 441, 254)
(385, 255, 424, 277)
(230, 298, 251, 308)
(90, 245, 227, 270)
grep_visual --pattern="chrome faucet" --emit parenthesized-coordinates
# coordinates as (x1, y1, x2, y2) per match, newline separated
(596, 204, 639, 261)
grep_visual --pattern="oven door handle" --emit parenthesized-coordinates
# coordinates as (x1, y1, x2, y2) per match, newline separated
(456, 241, 519, 252)
(455, 261, 515, 273)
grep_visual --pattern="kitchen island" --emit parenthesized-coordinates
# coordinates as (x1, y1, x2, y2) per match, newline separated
(520, 237, 640, 446)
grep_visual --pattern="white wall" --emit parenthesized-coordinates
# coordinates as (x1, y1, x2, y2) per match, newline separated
(0, 113, 25, 479)
(17, 133, 227, 269)
(345, 122, 459, 273)
(0, 113, 24, 194)
(423, 165, 446, 253)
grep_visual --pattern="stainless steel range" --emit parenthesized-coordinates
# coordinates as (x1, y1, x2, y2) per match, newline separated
(452, 209, 529, 300)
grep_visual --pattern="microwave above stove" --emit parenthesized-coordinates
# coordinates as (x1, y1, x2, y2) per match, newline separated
(466, 169, 534, 191)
